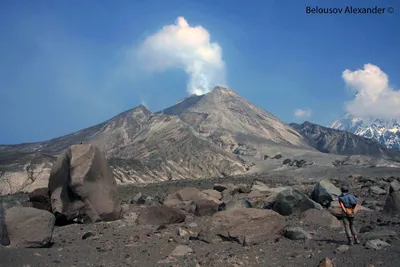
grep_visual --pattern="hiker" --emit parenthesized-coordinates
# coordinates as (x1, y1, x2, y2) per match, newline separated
(338, 185, 360, 245)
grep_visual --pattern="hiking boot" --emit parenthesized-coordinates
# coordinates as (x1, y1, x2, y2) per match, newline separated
(354, 238, 360, 244)
(348, 239, 354, 246)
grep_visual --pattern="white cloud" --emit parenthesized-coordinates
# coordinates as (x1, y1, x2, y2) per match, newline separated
(342, 63, 400, 120)
(136, 16, 227, 95)
(294, 108, 312, 118)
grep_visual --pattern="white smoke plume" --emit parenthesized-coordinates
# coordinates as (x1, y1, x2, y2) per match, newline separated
(342, 63, 400, 120)
(137, 16, 226, 95)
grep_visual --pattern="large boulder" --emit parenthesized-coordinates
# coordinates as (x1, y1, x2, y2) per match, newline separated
(0, 203, 10, 246)
(384, 191, 400, 214)
(369, 186, 386, 196)
(208, 208, 285, 246)
(390, 181, 400, 193)
(136, 206, 185, 225)
(384, 180, 400, 214)
(202, 189, 222, 200)
(48, 144, 122, 224)
(194, 194, 223, 216)
(163, 187, 201, 210)
(311, 180, 341, 207)
(272, 188, 322, 216)
(164, 188, 223, 216)
(301, 209, 341, 228)
(29, 187, 51, 212)
(3, 207, 55, 248)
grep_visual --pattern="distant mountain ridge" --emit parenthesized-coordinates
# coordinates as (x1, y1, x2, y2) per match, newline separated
(331, 114, 400, 150)
(290, 121, 400, 159)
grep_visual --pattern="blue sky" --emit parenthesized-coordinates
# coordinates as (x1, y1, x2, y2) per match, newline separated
(1, 0, 399, 144)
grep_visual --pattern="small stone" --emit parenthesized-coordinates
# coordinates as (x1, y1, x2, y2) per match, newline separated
(170, 245, 193, 257)
(319, 257, 333, 267)
(336, 245, 350, 253)
(177, 228, 189, 237)
(284, 227, 311, 240)
(82, 232, 95, 240)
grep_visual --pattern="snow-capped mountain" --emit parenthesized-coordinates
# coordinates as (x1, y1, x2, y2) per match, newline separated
(331, 114, 400, 150)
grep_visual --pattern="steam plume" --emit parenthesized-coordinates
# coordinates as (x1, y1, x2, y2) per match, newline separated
(137, 17, 226, 95)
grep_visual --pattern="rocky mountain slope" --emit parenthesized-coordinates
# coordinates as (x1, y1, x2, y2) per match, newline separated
(2, 87, 400, 196)
(290, 121, 400, 159)
(0, 104, 248, 195)
(331, 114, 400, 150)
(160, 86, 314, 157)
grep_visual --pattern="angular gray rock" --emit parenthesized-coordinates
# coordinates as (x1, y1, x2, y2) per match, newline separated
(170, 245, 193, 256)
(384, 191, 400, 214)
(369, 186, 387, 195)
(284, 227, 311, 240)
(132, 192, 145, 205)
(311, 180, 341, 207)
(164, 187, 201, 209)
(201, 189, 222, 200)
(136, 206, 185, 225)
(0, 203, 10, 246)
(164, 188, 222, 216)
(302, 209, 341, 228)
(376, 180, 389, 190)
(4, 207, 55, 248)
(209, 208, 286, 246)
(48, 144, 122, 224)
(336, 245, 350, 253)
(389, 180, 400, 193)
(272, 188, 322, 216)
(194, 196, 223, 216)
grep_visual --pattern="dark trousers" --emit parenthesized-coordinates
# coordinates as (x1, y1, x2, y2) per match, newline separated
(343, 215, 357, 239)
